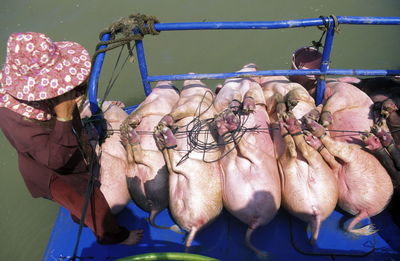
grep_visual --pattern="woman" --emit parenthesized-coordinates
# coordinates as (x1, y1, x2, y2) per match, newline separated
(0, 32, 143, 245)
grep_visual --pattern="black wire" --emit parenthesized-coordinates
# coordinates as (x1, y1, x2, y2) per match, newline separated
(69, 126, 98, 261)
(100, 45, 133, 107)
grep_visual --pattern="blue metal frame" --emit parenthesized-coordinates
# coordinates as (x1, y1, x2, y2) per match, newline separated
(88, 15, 400, 109)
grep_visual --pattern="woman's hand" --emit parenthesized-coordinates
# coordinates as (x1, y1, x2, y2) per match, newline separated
(53, 91, 77, 121)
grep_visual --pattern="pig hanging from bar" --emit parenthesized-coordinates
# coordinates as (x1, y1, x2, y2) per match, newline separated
(260, 76, 339, 245)
(154, 76, 223, 248)
(120, 81, 180, 231)
(213, 64, 281, 257)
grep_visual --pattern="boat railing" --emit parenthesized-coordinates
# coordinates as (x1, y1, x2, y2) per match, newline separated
(88, 16, 400, 114)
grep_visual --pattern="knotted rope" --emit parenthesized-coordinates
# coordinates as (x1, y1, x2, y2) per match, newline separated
(92, 13, 160, 64)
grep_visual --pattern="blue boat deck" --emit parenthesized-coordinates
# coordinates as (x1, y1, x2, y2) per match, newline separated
(43, 201, 400, 261)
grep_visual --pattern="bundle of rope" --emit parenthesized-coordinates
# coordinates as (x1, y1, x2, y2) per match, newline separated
(92, 13, 160, 64)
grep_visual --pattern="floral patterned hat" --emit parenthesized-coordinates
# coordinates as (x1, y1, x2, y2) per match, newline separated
(0, 32, 91, 101)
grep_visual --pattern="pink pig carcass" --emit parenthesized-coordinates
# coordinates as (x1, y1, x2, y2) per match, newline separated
(260, 76, 338, 244)
(213, 64, 281, 257)
(289, 47, 394, 236)
(155, 77, 223, 247)
(80, 100, 131, 214)
(309, 81, 394, 235)
(120, 81, 180, 230)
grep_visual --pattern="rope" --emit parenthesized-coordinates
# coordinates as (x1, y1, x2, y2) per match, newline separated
(312, 16, 329, 50)
(312, 15, 340, 51)
(92, 13, 160, 64)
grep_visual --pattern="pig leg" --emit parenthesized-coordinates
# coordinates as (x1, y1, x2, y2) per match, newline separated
(304, 119, 377, 235)
(362, 133, 400, 186)
(120, 126, 140, 164)
(242, 86, 265, 114)
(320, 90, 354, 127)
(215, 110, 240, 137)
(381, 98, 398, 119)
(372, 122, 400, 170)
(303, 131, 341, 175)
(275, 93, 297, 158)
(304, 118, 355, 164)
(284, 113, 326, 244)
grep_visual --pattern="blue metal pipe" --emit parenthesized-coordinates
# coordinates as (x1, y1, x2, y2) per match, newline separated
(316, 16, 335, 105)
(336, 16, 400, 25)
(151, 16, 400, 32)
(88, 33, 111, 115)
(146, 69, 400, 82)
(134, 28, 153, 96)
(152, 18, 324, 31)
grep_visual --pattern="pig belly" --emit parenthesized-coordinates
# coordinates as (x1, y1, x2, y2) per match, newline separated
(99, 135, 131, 214)
(222, 158, 280, 225)
(168, 160, 223, 231)
(329, 109, 373, 146)
(337, 152, 393, 216)
(222, 109, 281, 225)
(127, 153, 169, 213)
(280, 158, 337, 222)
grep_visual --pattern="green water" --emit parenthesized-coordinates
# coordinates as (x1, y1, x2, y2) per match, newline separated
(0, 1, 399, 260)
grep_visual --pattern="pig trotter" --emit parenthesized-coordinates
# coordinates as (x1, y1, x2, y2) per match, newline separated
(283, 112, 302, 136)
(242, 96, 256, 114)
(215, 110, 240, 137)
(361, 133, 400, 185)
(303, 108, 320, 122)
(120, 126, 140, 146)
(285, 91, 299, 111)
(224, 110, 240, 132)
(215, 115, 229, 136)
(371, 124, 400, 170)
(304, 131, 325, 152)
(361, 133, 383, 152)
(381, 98, 398, 119)
(320, 110, 333, 127)
(304, 118, 327, 139)
(159, 114, 178, 133)
(371, 123, 393, 147)
(279, 119, 297, 158)
(275, 93, 287, 120)
(229, 99, 241, 114)
(154, 124, 177, 150)
(163, 128, 177, 149)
